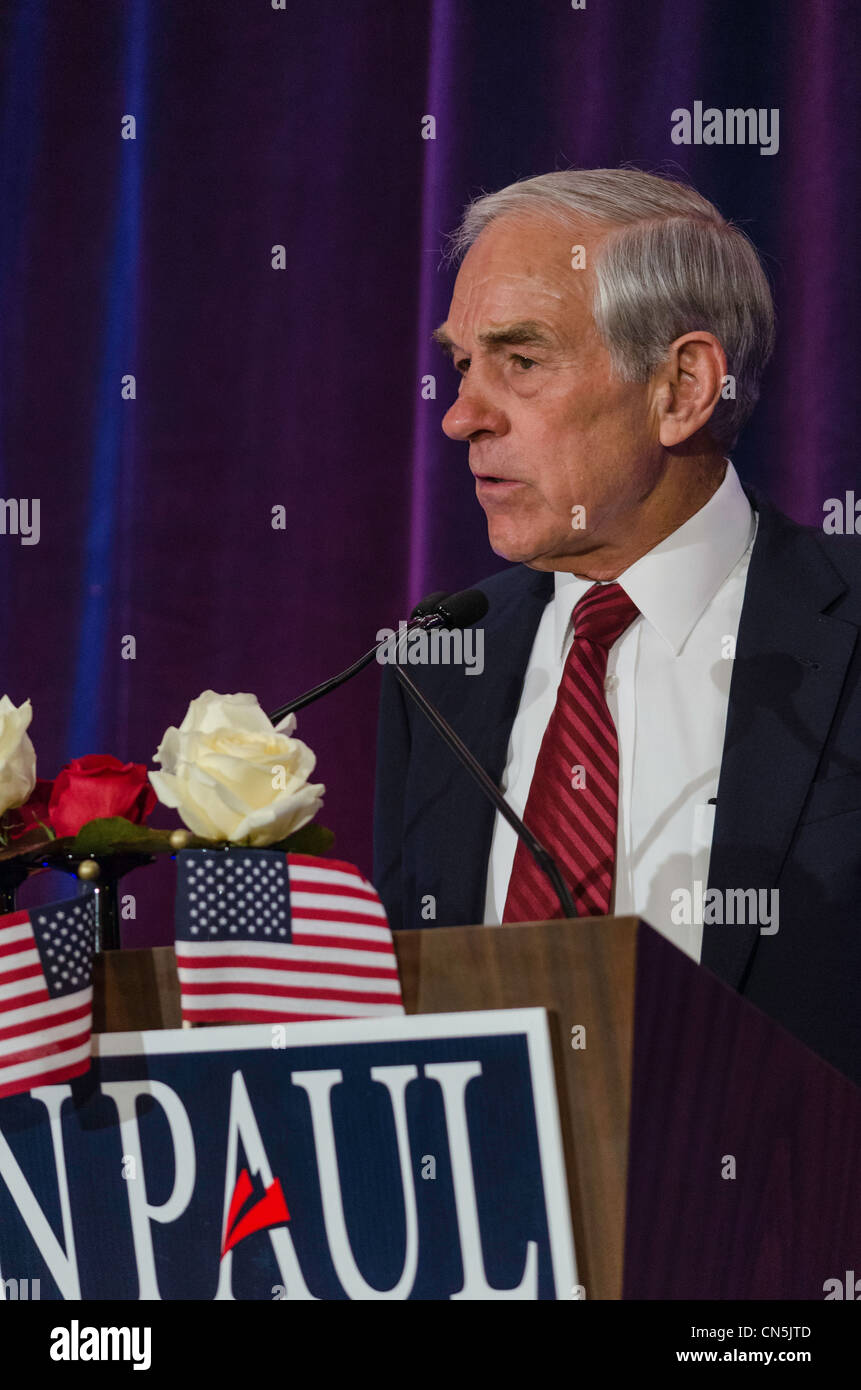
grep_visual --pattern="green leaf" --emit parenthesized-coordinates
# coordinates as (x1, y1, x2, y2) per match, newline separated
(0, 814, 336, 880)
(7, 815, 337, 864)
(65, 816, 334, 857)
(274, 822, 335, 855)
(67, 817, 177, 856)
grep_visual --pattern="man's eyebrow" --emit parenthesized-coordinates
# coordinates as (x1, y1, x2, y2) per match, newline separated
(478, 321, 556, 351)
(432, 325, 456, 357)
(431, 321, 556, 357)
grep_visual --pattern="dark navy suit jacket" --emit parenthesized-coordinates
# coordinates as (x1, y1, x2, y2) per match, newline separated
(373, 488, 861, 1085)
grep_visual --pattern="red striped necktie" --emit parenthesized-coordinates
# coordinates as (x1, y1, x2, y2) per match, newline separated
(502, 581, 640, 923)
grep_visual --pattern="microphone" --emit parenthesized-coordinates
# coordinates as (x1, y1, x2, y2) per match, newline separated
(409, 590, 449, 621)
(430, 589, 489, 630)
(267, 589, 576, 919)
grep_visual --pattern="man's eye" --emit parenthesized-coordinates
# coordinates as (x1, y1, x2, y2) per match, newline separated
(454, 358, 470, 375)
(511, 354, 537, 371)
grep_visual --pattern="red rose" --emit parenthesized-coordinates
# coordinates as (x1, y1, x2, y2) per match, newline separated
(49, 755, 157, 838)
(1, 778, 54, 840)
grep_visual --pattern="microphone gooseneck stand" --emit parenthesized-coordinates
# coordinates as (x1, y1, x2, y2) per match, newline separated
(267, 592, 459, 726)
(390, 660, 577, 922)
(267, 589, 578, 921)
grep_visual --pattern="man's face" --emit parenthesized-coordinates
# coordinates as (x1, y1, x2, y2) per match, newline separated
(438, 214, 663, 570)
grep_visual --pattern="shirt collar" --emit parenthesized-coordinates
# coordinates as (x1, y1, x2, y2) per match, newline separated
(552, 460, 756, 659)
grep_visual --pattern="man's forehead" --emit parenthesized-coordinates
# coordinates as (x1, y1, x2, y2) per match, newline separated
(443, 221, 595, 347)
(462, 210, 586, 269)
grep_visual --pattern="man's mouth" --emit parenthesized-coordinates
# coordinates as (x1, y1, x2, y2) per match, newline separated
(473, 475, 526, 496)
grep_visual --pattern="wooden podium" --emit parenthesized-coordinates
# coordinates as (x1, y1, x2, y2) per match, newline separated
(94, 916, 861, 1301)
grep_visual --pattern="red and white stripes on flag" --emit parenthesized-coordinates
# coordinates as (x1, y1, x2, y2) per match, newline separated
(0, 894, 95, 1100)
(175, 851, 404, 1025)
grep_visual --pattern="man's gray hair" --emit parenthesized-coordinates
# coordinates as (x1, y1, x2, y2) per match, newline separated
(449, 169, 775, 450)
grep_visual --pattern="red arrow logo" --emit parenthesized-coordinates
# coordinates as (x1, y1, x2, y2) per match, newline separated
(221, 1166, 290, 1257)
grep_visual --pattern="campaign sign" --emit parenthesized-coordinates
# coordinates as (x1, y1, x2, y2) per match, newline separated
(0, 1008, 576, 1300)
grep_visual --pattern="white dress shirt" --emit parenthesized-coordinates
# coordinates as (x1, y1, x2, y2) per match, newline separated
(483, 461, 758, 961)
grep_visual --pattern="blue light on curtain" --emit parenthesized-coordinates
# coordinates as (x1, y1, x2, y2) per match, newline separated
(66, 0, 148, 759)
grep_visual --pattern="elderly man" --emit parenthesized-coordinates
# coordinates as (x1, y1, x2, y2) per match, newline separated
(374, 169, 861, 1085)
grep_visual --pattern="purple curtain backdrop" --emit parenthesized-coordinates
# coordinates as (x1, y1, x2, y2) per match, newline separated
(1, 0, 858, 945)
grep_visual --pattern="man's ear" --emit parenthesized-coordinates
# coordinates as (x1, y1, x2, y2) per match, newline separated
(652, 332, 727, 448)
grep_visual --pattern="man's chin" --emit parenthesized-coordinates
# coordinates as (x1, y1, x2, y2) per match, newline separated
(486, 531, 528, 563)
(487, 525, 595, 571)
(487, 527, 553, 566)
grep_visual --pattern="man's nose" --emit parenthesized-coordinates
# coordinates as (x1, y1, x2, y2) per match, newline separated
(441, 380, 508, 442)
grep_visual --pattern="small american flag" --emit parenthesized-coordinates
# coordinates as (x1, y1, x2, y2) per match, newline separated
(175, 851, 404, 1024)
(0, 892, 94, 1100)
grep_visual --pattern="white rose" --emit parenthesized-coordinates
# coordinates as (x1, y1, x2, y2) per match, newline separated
(0, 695, 37, 818)
(149, 690, 324, 847)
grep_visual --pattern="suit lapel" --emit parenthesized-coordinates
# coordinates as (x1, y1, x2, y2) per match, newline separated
(424, 565, 554, 926)
(702, 489, 857, 985)
(475, 567, 556, 781)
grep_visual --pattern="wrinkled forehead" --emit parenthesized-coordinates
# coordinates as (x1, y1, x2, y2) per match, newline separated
(446, 213, 605, 345)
